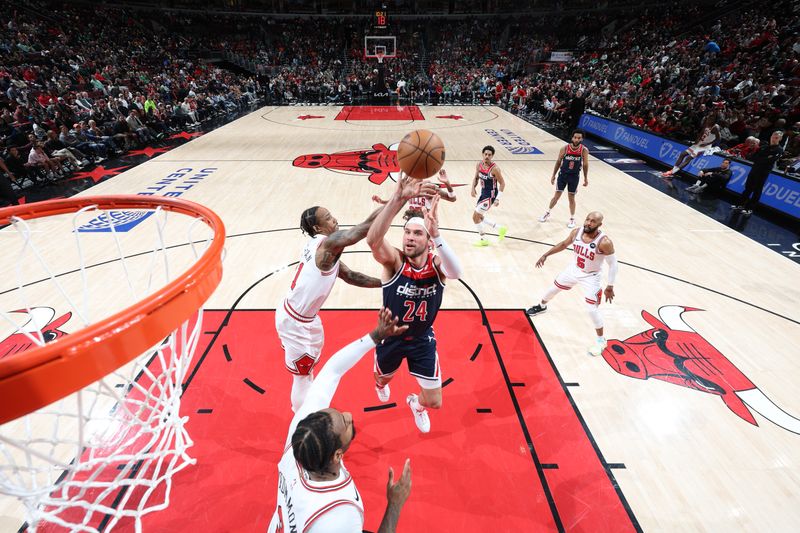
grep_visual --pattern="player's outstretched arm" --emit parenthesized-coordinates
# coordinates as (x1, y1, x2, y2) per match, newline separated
(367, 173, 437, 270)
(286, 308, 407, 444)
(437, 169, 457, 202)
(535, 228, 578, 268)
(377, 459, 412, 533)
(426, 196, 462, 280)
(338, 261, 381, 288)
(322, 206, 384, 260)
(600, 237, 617, 303)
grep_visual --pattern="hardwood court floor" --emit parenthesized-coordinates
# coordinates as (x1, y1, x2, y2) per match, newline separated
(1, 105, 799, 532)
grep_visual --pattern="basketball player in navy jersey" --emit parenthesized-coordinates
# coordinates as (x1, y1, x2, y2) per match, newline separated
(471, 145, 507, 246)
(526, 211, 618, 357)
(367, 174, 463, 433)
(538, 130, 589, 228)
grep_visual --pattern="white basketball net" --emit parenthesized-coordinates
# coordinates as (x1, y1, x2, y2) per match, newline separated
(0, 203, 214, 532)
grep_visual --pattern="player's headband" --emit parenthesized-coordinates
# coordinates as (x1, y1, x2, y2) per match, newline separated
(404, 217, 429, 236)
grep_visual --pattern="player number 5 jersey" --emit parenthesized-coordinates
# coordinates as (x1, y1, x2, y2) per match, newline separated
(572, 228, 607, 273)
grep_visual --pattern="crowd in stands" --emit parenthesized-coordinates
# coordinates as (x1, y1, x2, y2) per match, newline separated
(2, 0, 799, 206)
(0, 1, 260, 202)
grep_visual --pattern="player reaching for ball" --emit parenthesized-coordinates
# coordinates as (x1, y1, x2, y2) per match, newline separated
(366, 174, 463, 433)
(372, 169, 457, 216)
(471, 145, 507, 247)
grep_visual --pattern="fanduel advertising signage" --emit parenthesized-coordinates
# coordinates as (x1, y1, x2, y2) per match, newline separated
(578, 113, 800, 221)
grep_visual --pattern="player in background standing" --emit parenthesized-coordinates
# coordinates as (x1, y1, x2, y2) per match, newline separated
(267, 308, 412, 533)
(526, 211, 618, 357)
(277, 205, 383, 412)
(471, 145, 507, 246)
(367, 175, 462, 433)
(538, 130, 589, 229)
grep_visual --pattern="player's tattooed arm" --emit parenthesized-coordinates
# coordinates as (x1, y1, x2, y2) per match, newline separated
(319, 206, 384, 268)
(338, 262, 381, 288)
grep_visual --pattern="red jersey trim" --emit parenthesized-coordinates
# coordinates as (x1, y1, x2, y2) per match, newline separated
(284, 300, 316, 323)
(296, 462, 353, 493)
(303, 500, 363, 532)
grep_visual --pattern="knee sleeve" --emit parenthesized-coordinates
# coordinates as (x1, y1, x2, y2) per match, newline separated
(542, 284, 561, 303)
(586, 303, 604, 329)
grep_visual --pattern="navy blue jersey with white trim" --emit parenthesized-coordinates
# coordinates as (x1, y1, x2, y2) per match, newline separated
(560, 143, 584, 176)
(382, 253, 444, 338)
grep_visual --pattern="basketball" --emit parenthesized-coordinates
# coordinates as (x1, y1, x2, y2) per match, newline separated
(397, 129, 446, 179)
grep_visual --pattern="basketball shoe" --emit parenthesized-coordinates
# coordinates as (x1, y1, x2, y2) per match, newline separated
(376, 383, 390, 402)
(473, 237, 490, 247)
(538, 211, 551, 222)
(407, 394, 430, 433)
(497, 226, 508, 242)
(588, 337, 607, 357)
(567, 218, 576, 229)
(525, 303, 547, 316)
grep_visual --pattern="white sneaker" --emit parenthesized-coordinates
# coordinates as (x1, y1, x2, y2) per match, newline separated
(376, 383, 390, 403)
(588, 338, 607, 357)
(567, 218, 576, 229)
(406, 394, 430, 433)
(538, 211, 550, 222)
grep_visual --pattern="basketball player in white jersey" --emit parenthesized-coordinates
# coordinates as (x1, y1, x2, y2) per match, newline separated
(526, 211, 618, 357)
(538, 130, 589, 229)
(471, 145, 507, 246)
(267, 308, 413, 533)
(372, 168, 457, 216)
(661, 115, 721, 178)
(277, 206, 383, 412)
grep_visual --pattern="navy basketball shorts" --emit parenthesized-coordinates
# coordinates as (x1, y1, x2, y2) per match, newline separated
(556, 172, 580, 194)
(374, 332, 442, 389)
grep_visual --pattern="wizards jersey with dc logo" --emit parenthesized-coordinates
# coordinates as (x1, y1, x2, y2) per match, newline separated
(383, 253, 445, 337)
(560, 143, 583, 176)
(477, 161, 498, 202)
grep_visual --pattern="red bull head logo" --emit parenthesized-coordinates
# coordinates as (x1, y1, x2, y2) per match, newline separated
(603, 306, 800, 434)
(292, 143, 400, 185)
(1, 307, 72, 360)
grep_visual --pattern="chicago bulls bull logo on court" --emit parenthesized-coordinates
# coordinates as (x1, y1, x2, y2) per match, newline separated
(292, 143, 400, 185)
(603, 305, 800, 434)
(1, 307, 72, 359)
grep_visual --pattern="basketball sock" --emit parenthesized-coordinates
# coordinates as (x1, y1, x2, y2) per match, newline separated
(409, 395, 425, 412)
(475, 223, 485, 237)
(586, 304, 604, 329)
(290, 374, 314, 413)
(482, 217, 497, 229)
(671, 166, 680, 173)
(542, 285, 560, 302)
(597, 336, 606, 343)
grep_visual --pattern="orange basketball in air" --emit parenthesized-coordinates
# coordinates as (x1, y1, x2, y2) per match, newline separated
(397, 129, 446, 179)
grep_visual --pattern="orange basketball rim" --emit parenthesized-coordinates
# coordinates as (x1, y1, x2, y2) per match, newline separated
(0, 195, 225, 425)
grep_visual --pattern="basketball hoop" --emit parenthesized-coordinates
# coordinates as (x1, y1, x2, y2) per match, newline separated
(0, 195, 225, 532)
